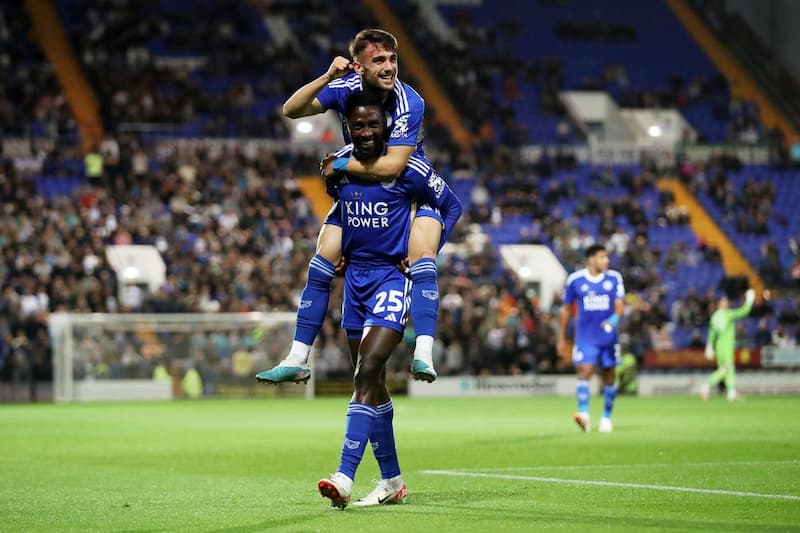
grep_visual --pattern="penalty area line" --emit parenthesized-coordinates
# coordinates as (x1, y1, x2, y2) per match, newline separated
(419, 470, 800, 501)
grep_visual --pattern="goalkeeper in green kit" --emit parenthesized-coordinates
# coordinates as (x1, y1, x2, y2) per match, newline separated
(700, 288, 755, 401)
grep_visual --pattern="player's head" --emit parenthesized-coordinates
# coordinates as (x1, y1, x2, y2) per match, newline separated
(585, 243, 609, 273)
(349, 29, 398, 93)
(344, 89, 387, 161)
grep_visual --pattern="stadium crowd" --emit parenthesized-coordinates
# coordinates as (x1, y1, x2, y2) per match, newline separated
(2, 2, 799, 398)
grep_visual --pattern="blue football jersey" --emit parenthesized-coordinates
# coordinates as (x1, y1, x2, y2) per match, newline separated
(334, 148, 457, 268)
(316, 73, 425, 156)
(563, 268, 625, 347)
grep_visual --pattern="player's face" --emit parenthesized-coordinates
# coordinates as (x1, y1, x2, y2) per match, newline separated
(353, 43, 397, 92)
(347, 105, 385, 160)
(588, 250, 609, 273)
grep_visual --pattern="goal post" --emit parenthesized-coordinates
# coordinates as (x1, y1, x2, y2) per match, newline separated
(48, 312, 307, 402)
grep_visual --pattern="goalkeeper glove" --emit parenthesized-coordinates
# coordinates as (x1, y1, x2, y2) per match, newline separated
(745, 289, 755, 303)
(704, 346, 714, 360)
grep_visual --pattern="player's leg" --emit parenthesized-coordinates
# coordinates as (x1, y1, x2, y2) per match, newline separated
(573, 345, 597, 432)
(256, 220, 342, 384)
(719, 355, 737, 400)
(316, 331, 363, 509)
(598, 344, 620, 433)
(407, 211, 443, 382)
(702, 354, 730, 400)
(351, 325, 407, 506)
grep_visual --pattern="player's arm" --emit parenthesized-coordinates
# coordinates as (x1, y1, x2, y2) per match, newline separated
(413, 169, 463, 243)
(705, 322, 717, 359)
(730, 289, 756, 319)
(602, 298, 624, 332)
(283, 56, 352, 118)
(343, 145, 415, 180)
(557, 303, 571, 357)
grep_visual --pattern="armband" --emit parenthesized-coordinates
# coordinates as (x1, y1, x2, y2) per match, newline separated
(333, 157, 350, 172)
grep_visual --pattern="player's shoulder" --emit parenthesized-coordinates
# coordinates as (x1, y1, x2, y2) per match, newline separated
(566, 268, 589, 285)
(403, 154, 433, 179)
(394, 79, 424, 113)
(327, 73, 362, 92)
(332, 143, 354, 158)
(605, 269, 624, 283)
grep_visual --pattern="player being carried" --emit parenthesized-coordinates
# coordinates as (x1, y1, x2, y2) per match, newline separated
(315, 89, 461, 508)
(558, 244, 625, 433)
(256, 29, 450, 385)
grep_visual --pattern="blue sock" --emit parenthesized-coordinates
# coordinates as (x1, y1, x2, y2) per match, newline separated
(371, 401, 401, 480)
(603, 384, 617, 418)
(409, 258, 439, 338)
(337, 402, 377, 481)
(576, 380, 590, 413)
(294, 255, 335, 345)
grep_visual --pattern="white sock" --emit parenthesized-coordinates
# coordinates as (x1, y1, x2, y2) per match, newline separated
(282, 341, 311, 366)
(413, 335, 434, 366)
(386, 473, 404, 489)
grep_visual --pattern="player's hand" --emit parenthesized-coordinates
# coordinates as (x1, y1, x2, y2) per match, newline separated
(704, 346, 714, 360)
(326, 56, 353, 81)
(397, 258, 411, 280)
(334, 257, 348, 277)
(320, 153, 336, 177)
(556, 338, 568, 359)
(745, 289, 755, 303)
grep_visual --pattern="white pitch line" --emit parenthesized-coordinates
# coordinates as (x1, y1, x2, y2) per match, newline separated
(419, 470, 800, 501)
(467, 459, 800, 472)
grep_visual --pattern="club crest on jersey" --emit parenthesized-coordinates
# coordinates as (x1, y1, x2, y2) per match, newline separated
(603, 280, 613, 291)
(580, 284, 589, 292)
(390, 114, 409, 139)
(381, 178, 397, 188)
(428, 172, 446, 198)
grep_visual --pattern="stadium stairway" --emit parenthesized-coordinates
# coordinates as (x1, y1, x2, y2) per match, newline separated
(362, 0, 473, 152)
(656, 177, 763, 296)
(297, 176, 334, 223)
(665, 0, 797, 144)
(23, 0, 103, 152)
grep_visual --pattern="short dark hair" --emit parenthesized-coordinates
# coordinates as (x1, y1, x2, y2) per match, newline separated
(344, 87, 385, 119)
(349, 29, 398, 58)
(585, 243, 607, 259)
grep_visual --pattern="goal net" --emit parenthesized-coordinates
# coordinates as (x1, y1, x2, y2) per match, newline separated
(48, 312, 308, 402)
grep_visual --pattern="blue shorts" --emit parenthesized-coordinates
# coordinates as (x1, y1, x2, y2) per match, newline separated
(572, 343, 620, 369)
(342, 264, 411, 335)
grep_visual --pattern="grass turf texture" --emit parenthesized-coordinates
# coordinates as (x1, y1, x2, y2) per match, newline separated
(1, 396, 798, 532)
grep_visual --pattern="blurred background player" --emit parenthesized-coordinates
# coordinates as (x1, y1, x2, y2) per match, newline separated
(558, 244, 625, 433)
(701, 288, 757, 401)
(256, 29, 447, 385)
(316, 90, 461, 508)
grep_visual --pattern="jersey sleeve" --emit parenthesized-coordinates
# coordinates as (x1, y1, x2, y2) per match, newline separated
(388, 93, 424, 147)
(563, 277, 576, 305)
(405, 163, 462, 243)
(316, 83, 345, 112)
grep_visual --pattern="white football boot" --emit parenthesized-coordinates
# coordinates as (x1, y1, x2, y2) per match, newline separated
(598, 417, 613, 433)
(352, 476, 408, 507)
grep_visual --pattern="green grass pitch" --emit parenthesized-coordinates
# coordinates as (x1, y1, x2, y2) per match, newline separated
(1, 395, 799, 532)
